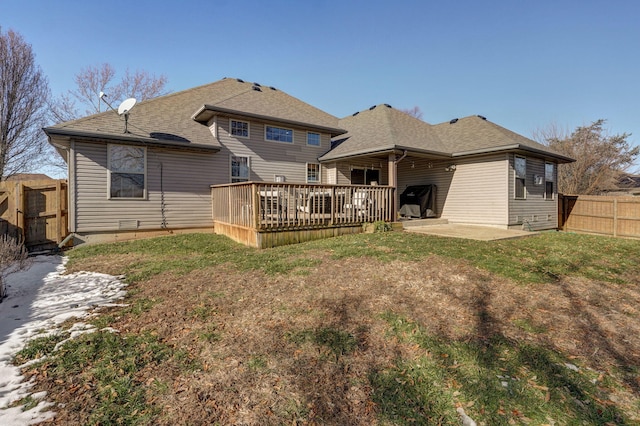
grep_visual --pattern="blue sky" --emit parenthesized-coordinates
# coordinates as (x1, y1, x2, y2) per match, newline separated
(3, 0, 640, 162)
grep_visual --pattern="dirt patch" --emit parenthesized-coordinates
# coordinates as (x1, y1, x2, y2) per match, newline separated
(33, 254, 640, 424)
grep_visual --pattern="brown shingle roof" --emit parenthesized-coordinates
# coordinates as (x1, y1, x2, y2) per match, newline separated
(44, 78, 345, 148)
(322, 110, 574, 163)
(433, 115, 574, 162)
(320, 105, 450, 161)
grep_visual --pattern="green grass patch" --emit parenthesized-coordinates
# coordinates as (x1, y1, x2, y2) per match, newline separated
(14, 332, 69, 364)
(287, 327, 358, 360)
(375, 312, 629, 425)
(123, 297, 160, 316)
(199, 325, 222, 343)
(32, 330, 172, 424)
(512, 318, 548, 334)
(9, 394, 40, 412)
(247, 355, 268, 371)
(67, 231, 640, 286)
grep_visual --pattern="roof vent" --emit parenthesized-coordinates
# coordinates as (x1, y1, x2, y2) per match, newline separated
(384, 104, 392, 108)
(236, 78, 244, 83)
(352, 111, 360, 116)
(269, 86, 277, 91)
(477, 115, 486, 120)
(252, 85, 262, 92)
(369, 105, 377, 110)
(450, 118, 459, 124)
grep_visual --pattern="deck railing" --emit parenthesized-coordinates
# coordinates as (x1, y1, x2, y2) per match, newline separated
(211, 182, 394, 231)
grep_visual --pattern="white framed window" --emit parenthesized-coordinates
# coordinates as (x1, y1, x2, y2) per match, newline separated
(514, 156, 526, 199)
(265, 125, 293, 143)
(108, 144, 146, 199)
(545, 162, 555, 200)
(307, 132, 321, 146)
(230, 119, 249, 138)
(231, 155, 250, 182)
(306, 163, 320, 183)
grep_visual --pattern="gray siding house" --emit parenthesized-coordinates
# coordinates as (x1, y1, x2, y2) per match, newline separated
(320, 105, 574, 231)
(44, 78, 573, 245)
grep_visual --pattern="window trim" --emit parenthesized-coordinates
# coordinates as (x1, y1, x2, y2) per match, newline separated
(265, 125, 294, 143)
(307, 132, 321, 147)
(230, 155, 250, 183)
(306, 163, 321, 183)
(107, 144, 147, 200)
(514, 155, 527, 200)
(230, 119, 250, 138)
(545, 162, 555, 200)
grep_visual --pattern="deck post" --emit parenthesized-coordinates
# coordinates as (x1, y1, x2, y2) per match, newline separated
(388, 153, 398, 221)
(252, 183, 259, 229)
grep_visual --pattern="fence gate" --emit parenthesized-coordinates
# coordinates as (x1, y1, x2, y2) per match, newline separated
(0, 179, 68, 251)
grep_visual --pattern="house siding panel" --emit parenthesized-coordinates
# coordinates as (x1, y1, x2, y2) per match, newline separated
(217, 117, 330, 183)
(397, 155, 508, 225)
(508, 154, 559, 231)
(74, 141, 218, 233)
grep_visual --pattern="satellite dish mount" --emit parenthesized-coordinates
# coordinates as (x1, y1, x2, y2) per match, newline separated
(98, 93, 138, 134)
(117, 98, 137, 133)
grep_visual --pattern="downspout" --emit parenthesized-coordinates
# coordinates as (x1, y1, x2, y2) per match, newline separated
(395, 149, 408, 164)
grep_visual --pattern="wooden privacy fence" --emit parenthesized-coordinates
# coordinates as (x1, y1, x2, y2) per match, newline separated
(559, 194, 640, 239)
(0, 179, 69, 251)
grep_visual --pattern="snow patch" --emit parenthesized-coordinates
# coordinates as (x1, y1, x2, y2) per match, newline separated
(0, 255, 127, 425)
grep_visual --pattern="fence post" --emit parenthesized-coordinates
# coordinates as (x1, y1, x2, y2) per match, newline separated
(56, 180, 62, 243)
(16, 183, 25, 241)
(613, 198, 618, 237)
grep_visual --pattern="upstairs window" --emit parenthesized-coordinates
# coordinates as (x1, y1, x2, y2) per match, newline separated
(230, 119, 249, 138)
(307, 132, 321, 146)
(515, 156, 526, 199)
(307, 163, 320, 183)
(231, 156, 250, 182)
(108, 144, 146, 199)
(545, 162, 555, 200)
(266, 125, 293, 143)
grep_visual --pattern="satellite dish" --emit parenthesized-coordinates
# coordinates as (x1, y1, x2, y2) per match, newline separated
(118, 98, 137, 115)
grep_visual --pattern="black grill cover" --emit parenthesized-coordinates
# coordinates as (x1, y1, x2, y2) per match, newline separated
(399, 185, 437, 218)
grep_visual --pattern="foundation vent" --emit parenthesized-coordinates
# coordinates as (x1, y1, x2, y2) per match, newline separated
(118, 219, 140, 230)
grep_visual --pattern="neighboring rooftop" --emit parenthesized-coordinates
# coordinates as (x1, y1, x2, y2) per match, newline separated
(4, 173, 54, 181)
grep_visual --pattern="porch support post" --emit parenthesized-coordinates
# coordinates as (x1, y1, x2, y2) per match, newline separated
(388, 153, 398, 221)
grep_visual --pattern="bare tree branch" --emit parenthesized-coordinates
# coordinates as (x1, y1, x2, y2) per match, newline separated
(65, 63, 169, 117)
(401, 106, 424, 120)
(0, 28, 50, 179)
(115, 68, 169, 102)
(538, 119, 638, 195)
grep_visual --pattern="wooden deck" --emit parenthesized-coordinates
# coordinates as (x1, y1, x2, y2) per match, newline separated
(211, 182, 395, 248)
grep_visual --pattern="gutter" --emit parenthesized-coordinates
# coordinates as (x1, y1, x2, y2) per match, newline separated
(319, 145, 451, 163)
(192, 105, 347, 137)
(43, 128, 221, 153)
(452, 144, 575, 163)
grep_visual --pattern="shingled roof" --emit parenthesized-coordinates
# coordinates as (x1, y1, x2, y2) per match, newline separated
(319, 104, 450, 161)
(433, 115, 574, 162)
(321, 108, 574, 163)
(44, 78, 345, 150)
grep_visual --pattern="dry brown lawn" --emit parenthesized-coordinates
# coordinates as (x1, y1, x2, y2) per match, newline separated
(31, 250, 640, 425)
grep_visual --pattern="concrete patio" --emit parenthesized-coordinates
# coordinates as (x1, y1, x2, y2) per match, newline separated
(401, 220, 539, 241)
